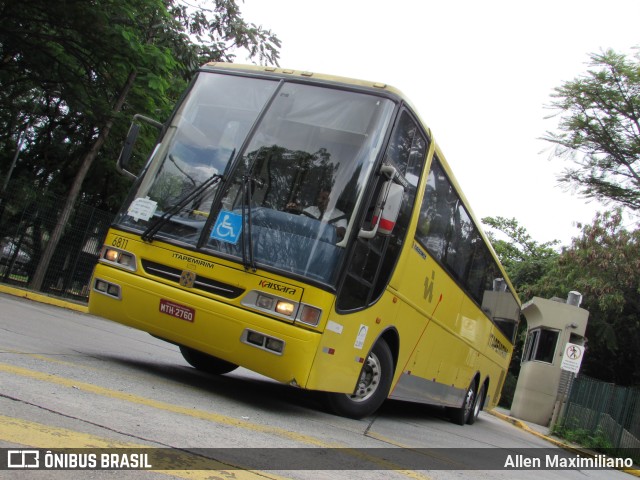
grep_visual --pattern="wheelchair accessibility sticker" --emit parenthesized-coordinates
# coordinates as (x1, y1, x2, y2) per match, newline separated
(210, 210, 242, 244)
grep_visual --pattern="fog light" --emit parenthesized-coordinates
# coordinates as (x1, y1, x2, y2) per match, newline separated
(107, 284, 120, 297)
(95, 279, 108, 292)
(265, 337, 284, 353)
(275, 300, 295, 316)
(93, 278, 121, 299)
(242, 329, 285, 356)
(246, 330, 265, 346)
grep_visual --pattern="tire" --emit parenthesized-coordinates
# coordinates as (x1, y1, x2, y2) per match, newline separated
(324, 338, 394, 419)
(179, 346, 238, 375)
(447, 381, 477, 426)
(466, 383, 485, 425)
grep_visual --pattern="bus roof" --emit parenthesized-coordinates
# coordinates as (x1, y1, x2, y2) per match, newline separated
(203, 62, 411, 103)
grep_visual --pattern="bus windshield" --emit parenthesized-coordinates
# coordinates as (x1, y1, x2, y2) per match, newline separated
(115, 71, 396, 285)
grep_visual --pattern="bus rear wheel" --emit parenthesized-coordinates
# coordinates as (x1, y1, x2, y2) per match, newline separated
(447, 381, 476, 426)
(467, 383, 485, 425)
(324, 338, 394, 419)
(179, 346, 238, 375)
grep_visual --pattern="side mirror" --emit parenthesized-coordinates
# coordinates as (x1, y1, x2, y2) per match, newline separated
(359, 165, 405, 239)
(116, 114, 163, 180)
(373, 182, 404, 235)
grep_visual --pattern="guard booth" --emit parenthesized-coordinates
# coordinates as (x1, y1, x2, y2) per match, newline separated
(510, 292, 589, 426)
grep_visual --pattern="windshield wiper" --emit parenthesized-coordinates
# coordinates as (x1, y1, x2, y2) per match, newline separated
(240, 173, 264, 271)
(141, 173, 224, 242)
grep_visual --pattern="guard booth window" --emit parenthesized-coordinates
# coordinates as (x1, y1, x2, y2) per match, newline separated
(522, 327, 559, 364)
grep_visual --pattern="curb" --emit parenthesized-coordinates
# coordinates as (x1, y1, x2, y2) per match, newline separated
(488, 409, 640, 477)
(0, 284, 88, 313)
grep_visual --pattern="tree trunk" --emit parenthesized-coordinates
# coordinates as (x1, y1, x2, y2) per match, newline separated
(29, 71, 137, 291)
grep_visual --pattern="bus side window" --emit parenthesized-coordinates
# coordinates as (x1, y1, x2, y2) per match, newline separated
(337, 110, 428, 311)
(417, 158, 457, 262)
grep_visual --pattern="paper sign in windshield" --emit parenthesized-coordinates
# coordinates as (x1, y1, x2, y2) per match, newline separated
(128, 197, 157, 221)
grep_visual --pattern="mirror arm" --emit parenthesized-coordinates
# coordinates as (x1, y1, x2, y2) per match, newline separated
(116, 115, 163, 179)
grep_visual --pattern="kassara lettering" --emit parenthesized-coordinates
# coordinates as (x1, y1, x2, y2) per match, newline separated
(258, 280, 297, 295)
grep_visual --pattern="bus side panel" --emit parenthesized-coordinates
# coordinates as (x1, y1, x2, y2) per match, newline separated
(458, 295, 512, 407)
(305, 291, 400, 394)
(388, 242, 514, 409)
(89, 263, 320, 386)
(388, 244, 469, 406)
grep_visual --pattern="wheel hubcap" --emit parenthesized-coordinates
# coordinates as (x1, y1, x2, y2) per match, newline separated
(349, 352, 381, 403)
(464, 387, 475, 417)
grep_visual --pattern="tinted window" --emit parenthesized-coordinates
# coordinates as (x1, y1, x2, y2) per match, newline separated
(337, 110, 427, 310)
(416, 157, 519, 342)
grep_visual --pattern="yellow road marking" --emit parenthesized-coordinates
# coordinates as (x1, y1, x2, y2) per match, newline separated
(0, 362, 330, 447)
(1, 361, 434, 478)
(0, 414, 284, 479)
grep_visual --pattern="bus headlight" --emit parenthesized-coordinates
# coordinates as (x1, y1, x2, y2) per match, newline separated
(275, 300, 295, 317)
(100, 247, 136, 271)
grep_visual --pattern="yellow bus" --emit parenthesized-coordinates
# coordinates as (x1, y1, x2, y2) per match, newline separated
(89, 63, 520, 422)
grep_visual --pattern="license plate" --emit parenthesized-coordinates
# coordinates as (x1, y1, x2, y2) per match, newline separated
(159, 299, 195, 322)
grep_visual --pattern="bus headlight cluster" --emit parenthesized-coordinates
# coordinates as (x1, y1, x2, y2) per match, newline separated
(242, 290, 322, 327)
(100, 246, 136, 271)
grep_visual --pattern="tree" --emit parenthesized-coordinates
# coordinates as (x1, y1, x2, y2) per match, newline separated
(543, 48, 640, 210)
(0, 0, 280, 290)
(534, 211, 640, 385)
(484, 214, 640, 390)
(482, 216, 560, 300)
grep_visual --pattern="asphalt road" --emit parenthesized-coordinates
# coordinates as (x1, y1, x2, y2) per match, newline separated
(0, 291, 634, 479)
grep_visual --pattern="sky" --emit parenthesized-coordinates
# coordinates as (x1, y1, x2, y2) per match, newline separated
(238, 0, 640, 246)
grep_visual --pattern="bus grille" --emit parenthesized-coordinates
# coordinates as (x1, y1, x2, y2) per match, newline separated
(141, 259, 244, 299)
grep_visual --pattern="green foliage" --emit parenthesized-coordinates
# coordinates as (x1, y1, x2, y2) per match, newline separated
(543, 48, 640, 210)
(536, 211, 640, 385)
(0, 0, 281, 207)
(482, 216, 560, 299)
(551, 423, 614, 450)
(0, 0, 281, 289)
(484, 213, 640, 388)
(498, 371, 517, 409)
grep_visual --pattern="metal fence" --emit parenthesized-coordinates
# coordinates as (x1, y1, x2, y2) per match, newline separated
(562, 374, 640, 462)
(0, 184, 113, 302)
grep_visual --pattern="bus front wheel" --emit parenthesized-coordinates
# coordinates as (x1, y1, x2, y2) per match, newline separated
(179, 346, 238, 375)
(324, 339, 394, 419)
